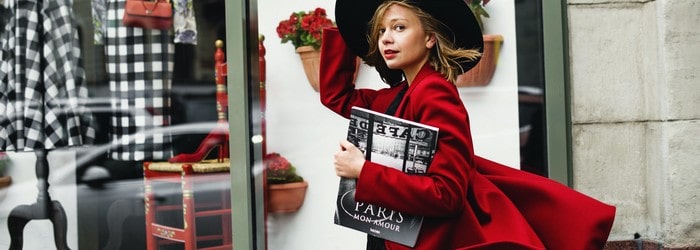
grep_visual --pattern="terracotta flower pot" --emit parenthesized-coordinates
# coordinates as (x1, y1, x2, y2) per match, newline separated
(455, 34, 504, 87)
(296, 45, 361, 92)
(267, 180, 308, 213)
(296, 46, 322, 92)
(0, 176, 9, 200)
(0, 176, 11, 188)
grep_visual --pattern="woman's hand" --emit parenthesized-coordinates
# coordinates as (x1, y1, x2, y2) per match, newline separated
(334, 140, 366, 179)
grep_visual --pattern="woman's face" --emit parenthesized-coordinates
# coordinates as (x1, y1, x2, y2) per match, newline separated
(377, 4, 434, 75)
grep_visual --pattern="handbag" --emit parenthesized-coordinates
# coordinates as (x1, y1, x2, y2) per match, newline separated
(122, 0, 173, 30)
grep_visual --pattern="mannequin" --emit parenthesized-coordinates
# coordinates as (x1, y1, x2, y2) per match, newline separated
(91, 0, 198, 161)
(1, 0, 94, 248)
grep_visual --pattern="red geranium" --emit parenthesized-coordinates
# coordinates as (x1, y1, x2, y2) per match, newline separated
(276, 7, 334, 50)
(264, 153, 304, 184)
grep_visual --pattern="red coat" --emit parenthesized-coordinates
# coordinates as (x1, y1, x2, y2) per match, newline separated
(320, 28, 615, 250)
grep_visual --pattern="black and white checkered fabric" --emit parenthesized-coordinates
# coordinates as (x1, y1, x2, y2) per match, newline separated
(103, 0, 174, 161)
(0, 0, 95, 151)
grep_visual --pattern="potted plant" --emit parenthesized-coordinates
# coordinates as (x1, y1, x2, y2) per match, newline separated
(457, 0, 504, 87)
(264, 152, 308, 213)
(276, 8, 334, 92)
(465, 0, 490, 31)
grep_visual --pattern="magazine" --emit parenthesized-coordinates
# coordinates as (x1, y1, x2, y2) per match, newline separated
(334, 106, 439, 247)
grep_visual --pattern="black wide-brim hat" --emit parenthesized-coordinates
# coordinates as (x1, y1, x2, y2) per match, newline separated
(335, 0, 484, 73)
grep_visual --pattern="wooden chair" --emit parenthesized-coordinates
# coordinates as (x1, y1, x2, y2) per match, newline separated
(143, 160, 232, 250)
(143, 40, 233, 250)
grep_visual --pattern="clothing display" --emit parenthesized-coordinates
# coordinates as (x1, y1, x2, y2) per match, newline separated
(1, 0, 93, 248)
(0, 0, 95, 150)
(171, 0, 197, 44)
(102, 0, 174, 161)
(121, 0, 174, 30)
(92, 0, 198, 45)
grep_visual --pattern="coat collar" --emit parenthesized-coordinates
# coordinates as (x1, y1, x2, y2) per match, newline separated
(394, 63, 442, 117)
(405, 63, 441, 97)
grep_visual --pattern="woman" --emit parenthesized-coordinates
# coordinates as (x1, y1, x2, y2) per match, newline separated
(320, 0, 615, 249)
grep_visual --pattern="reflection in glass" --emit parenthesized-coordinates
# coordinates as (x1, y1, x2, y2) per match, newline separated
(515, 0, 547, 177)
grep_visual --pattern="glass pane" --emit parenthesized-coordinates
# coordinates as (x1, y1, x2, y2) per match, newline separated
(0, 0, 232, 248)
(515, 0, 548, 177)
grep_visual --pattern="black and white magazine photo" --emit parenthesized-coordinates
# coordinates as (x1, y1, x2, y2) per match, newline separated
(334, 107, 438, 247)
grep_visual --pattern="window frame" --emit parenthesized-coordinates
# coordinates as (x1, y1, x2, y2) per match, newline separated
(541, 0, 572, 185)
(226, 0, 264, 249)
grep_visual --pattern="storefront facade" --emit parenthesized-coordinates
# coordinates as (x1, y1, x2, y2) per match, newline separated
(0, 0, 697, 249)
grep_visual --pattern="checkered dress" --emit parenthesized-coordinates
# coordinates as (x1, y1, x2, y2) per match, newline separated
(0, 0, 95, 151)
(102, 0, 174, 161)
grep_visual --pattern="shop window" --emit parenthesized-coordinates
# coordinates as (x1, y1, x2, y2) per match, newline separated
(515, 0, 548, 177)
(0, 0, 231, 248)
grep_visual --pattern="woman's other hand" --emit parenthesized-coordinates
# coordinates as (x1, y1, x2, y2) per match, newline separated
(334, 140, 366, 179)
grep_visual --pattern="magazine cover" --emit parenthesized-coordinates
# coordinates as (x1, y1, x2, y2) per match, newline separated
(334, 106, 439, 247)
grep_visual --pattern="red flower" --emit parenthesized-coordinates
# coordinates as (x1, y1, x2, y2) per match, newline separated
(264, 153, 304, 184)
(275, 7, 334, 49)
(265, 153, 291, 171)
(313, 7, 326, 16)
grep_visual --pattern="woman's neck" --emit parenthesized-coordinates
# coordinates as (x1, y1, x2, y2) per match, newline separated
(404, 61, 429, 85)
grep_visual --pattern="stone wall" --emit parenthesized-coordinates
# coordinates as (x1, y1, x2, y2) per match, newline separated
(567, 0, 699, 247)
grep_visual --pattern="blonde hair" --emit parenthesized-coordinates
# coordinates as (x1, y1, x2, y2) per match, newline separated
(365, 0, 481, 83)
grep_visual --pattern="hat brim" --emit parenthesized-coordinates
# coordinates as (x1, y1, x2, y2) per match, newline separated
(335, 0, 484, 73)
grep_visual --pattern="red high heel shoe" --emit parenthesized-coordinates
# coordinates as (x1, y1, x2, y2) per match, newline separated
(169, 123, 229, 163)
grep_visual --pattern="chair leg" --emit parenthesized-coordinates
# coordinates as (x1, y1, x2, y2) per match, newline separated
(182, 164, 196, 250)
(143, 163, 157, 250)
(222, 188, 232, 245)
(143, 162, 232, 249)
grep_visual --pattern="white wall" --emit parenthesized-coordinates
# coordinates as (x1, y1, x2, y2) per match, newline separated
(258, 0, 519, 249)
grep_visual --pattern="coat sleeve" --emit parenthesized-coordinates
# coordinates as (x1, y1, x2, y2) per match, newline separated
(319, 27, 380, 118)
(355, 76, 475, 218)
